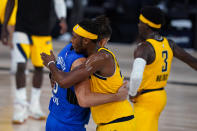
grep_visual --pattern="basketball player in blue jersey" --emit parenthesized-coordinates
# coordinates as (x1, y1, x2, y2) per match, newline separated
(44, 16, 129, 131)
(129, 6, 197, 131)
(1, 0, 67, 124)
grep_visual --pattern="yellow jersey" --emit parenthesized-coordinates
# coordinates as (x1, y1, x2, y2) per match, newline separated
(90, 48, 133, 124)
(139, 37, 173, 91)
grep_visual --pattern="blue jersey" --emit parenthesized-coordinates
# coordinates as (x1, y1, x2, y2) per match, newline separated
(48, 43, 90, 126)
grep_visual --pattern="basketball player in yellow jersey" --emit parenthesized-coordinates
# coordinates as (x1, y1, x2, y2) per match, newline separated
(41, 16, 136, 130)
(0, 0, 17, 48)
(89, 47, 135, 131)
(129, 6, 197, 131)
(1, 0, 67, 124)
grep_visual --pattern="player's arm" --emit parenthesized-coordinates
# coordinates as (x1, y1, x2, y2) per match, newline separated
(41, 51, 108, 88)
(75, 80, 128, 108)
(129, 43, 151, 97)
(1, 0, 15, 45)
(169, 39, 197, 70)
(71, 57, 128, 107)
(53, 0, 67, 34)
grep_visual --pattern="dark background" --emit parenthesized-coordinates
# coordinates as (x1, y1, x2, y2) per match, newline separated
(52, 0, 197, 49)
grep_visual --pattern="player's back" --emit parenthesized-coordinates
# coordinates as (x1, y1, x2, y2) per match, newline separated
(139, 37, 173, 90)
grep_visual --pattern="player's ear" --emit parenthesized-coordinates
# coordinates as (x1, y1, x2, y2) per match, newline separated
(145, 24, 152, 33)
(99, 38, 109, 47)
(82, 38, 91, 45)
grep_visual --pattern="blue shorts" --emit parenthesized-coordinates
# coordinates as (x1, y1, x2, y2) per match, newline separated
(46, 113, 86, 131)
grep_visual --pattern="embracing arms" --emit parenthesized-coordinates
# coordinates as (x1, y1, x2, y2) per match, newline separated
(75, 79, 128, 107)
(72, 57, 128, 107)
(47, 55, 128, 107)
(41, 50, 109, 88)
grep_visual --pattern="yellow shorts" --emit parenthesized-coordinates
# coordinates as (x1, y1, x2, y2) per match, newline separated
(13, 32, 53, 67)
(97, 118, 136, 131)
(133, 89, 167, 131)
(0, 0, 17, 25)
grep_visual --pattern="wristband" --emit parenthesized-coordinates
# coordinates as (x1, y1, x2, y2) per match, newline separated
(47, 61, 55, 67)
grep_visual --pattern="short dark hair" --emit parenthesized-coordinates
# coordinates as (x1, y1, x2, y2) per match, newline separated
(93, 15, 112, 41)
(77, 19, 98, 35)
(141, 6, 165, 31)
(77, 15, 112, 42)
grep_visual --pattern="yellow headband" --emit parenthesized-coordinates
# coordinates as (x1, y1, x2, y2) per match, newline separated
(73, 24, 98, 39)
(139, 14, 161, 29)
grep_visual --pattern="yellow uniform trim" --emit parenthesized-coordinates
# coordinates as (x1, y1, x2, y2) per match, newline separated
(73, 24, 98, 39)
(97, 117, 136, 131)
(0, 0, 17, 25)
(17, 35, 53, 67)
(90, 48, 134, 125)
(139, 14, 161, 29)
(31, 36, 52, 67)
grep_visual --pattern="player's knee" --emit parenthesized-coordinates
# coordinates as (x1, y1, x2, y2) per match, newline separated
(34, 66, 43, 73)
(17, 63, 26, 73)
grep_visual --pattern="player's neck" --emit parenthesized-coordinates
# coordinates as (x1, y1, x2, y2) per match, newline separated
(87, 47, 98, 56)
(146, 32, 162, 41)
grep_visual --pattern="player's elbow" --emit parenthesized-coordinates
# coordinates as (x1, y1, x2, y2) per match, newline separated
(58, 79, 70, 88)
(77, 96, 90, 108)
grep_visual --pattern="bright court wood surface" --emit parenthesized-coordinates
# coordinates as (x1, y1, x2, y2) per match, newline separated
(0, 41, 197, 131)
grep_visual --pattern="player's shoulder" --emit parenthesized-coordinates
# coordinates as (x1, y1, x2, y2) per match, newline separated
(87, 50, 111, 61)
(71, 57, 86, 70)
(166, 38, 176, 51)
(135, 41, 153, 52)
(84, 51, 111, 68)
(58, 43, 72, 54)
(134, 41, 155, 59)
(99, 48, 114, 60)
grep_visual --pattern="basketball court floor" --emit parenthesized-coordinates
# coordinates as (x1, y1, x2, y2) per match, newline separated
(0, 41, 197, 131)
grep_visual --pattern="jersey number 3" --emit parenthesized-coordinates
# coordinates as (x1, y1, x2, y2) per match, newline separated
(162, 51, 168, 72)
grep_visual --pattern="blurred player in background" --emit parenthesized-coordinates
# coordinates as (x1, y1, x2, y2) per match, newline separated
(0, 0, 17, 73)
(129, 6, 197, 131)
(1, 0, 67, 124)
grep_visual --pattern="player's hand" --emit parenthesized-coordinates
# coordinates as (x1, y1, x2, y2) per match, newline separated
(1, 25, 9, 46)
(7, 25, 15, 49)
(129, 95, 137, 103)
(41, 50, 56, 68)
(117, 81, 129, 101)
(129, 90, 143, 103)
(59, 18, 67, 34)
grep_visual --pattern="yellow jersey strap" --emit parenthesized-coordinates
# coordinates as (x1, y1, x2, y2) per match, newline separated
(146, 37, 165, 43)
(98, 48, 117, 64)
(146, 37, 171, 51)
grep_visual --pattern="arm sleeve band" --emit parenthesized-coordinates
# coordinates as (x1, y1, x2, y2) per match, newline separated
(54, 0, 67, 19)
(129, 58, 146, 96)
